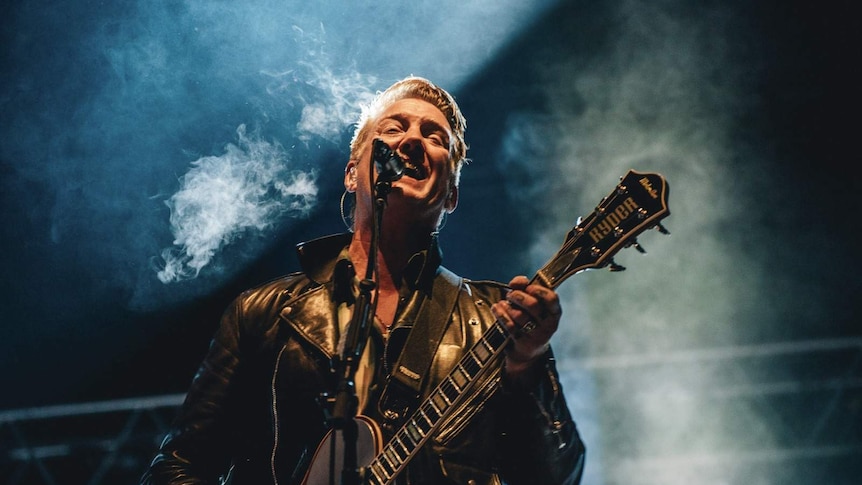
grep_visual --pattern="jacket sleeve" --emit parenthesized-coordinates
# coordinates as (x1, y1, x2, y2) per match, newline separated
(496, 347, 586, 485)
(140, 296, 246, 485)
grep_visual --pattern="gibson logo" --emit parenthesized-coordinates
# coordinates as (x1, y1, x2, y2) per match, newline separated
(588, 197, 640, 243)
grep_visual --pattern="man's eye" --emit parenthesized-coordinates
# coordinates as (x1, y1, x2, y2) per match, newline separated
(380, 123, 403, 134)
(430, 133, 451, 147)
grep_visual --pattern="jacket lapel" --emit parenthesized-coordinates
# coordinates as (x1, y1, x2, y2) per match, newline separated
(278, 284, 340, 360)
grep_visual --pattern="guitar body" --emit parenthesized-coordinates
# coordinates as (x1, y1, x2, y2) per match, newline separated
(302, 415, 383, 485)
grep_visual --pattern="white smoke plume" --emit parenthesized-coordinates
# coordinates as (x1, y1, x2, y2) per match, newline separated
(262, 61, 379, 143)
(156, 124, 317, 283)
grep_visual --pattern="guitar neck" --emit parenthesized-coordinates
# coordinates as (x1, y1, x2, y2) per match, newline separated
(365, 319, 513, 485)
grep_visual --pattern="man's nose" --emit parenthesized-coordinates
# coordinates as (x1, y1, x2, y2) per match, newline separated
(397, 128, 423, 158)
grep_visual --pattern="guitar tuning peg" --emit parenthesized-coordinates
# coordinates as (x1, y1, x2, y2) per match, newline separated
(608, 259, 626, 272)
(628, 239, 647, 254)
(656, 224, 670, 235)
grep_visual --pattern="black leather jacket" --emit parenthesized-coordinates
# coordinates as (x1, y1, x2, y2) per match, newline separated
(141, 234, 584, 485)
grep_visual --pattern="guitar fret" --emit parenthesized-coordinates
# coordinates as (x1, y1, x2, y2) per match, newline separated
(428, 398, 444, 419)
(468, 349, 483, 367)
(374, 460, 392, 483)
(376, 456, 394, 477)
(381, 450, 397, 472)
(462, 353, 481, 376)
(423, 402, 440, 422)
(452, 365, 469, 388)
(368, 465, 385, 485)
(447, 376, 461, 393)
(488, 323, 510, 347)
(388, 440, 405, 464)
(406, 419, 424, 442)
(441, 381, 459, 402)
(418, 409, 434, 429)
(474, 340, 492, 361)
(432, 390, 449, 411)
(385, 447, 401, 469)
(394, 435, 410, 456)
(399, 429, 417, 448)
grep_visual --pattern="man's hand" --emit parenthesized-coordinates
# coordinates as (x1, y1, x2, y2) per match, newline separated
(491, 276, 563, 378)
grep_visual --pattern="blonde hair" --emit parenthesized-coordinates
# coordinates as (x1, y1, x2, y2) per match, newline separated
(349, 76, 468, 186)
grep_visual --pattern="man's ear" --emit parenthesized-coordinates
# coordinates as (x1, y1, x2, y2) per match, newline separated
(445, 183, 458, 213)
(344, 161, 358, 192)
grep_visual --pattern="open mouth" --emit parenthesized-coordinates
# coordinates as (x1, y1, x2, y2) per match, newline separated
(402, 160, 427, 180)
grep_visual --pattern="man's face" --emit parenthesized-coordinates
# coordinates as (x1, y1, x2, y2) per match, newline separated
(347, 98, 458, 229)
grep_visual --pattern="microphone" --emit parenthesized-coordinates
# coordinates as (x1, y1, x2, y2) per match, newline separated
(372, 139, 405, 183)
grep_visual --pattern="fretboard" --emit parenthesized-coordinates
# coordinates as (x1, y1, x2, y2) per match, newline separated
(365, 320, 512, 485)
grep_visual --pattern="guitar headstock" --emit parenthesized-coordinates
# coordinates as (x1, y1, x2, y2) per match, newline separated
(534, 170, 670, 289)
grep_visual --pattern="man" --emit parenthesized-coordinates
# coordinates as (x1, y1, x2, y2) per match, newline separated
(141, 77, 585, 485)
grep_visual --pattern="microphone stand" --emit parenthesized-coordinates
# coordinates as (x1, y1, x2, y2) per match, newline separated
(331, 141, 400, 485)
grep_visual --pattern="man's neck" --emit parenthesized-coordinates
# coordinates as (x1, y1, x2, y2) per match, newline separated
(348, 226, 432, 293)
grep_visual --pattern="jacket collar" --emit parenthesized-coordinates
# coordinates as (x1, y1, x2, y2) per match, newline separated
(295, 233, 354, 285)
(285, 233, 444, 359)
(294, 232, 444, 293)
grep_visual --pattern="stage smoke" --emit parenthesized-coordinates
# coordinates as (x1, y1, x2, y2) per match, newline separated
(263, 62, 378, 144)
(155, 125, 317, 283)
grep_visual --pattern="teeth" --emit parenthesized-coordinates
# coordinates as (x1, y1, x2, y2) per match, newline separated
(401, 161, 427, 180)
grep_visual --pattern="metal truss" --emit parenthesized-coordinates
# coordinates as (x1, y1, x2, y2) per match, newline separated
(0, 394, 184, 485)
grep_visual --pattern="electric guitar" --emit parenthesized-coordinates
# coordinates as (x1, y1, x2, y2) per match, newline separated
(303, 169, 671, 485)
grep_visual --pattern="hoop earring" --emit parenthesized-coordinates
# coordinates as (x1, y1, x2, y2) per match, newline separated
(340, 189, 355, 232)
